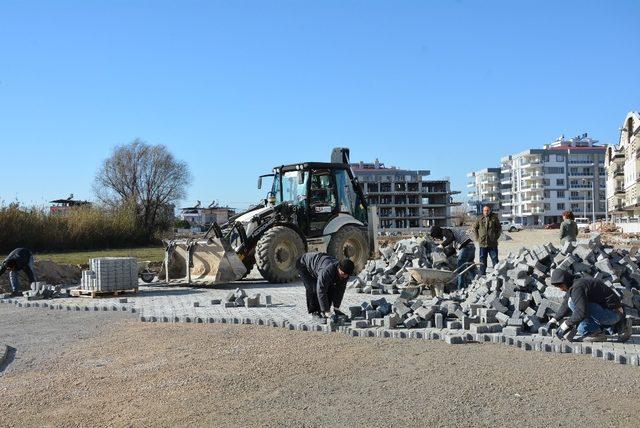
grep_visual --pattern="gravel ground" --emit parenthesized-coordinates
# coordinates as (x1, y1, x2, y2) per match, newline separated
(2, 304, 640, 427)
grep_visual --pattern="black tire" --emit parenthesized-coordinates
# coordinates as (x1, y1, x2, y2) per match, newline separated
(327, 225, 369, 274)
(509, 226, 517, 232)
(140, 271, 155, 283)
(255, 226, 305, 283)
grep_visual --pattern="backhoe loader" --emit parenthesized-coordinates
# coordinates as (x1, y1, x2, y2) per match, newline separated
(163, 148, 379, 285)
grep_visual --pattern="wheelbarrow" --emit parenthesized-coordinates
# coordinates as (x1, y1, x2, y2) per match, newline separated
(406, 262, 479, 297)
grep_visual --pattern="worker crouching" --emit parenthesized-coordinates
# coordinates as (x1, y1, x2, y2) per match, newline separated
(296, 252, 354, 323)
(547, 269, 632, 343)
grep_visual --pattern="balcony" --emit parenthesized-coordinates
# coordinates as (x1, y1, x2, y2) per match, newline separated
(614, 188, 625, 195)
(569, 183, 594, 189)
(568, 159, 595, 165)
(612, 168, 624, 177)
(520, 185, 544, 192)
(569, 172, 594, 177)
(521, 208, 544, 215)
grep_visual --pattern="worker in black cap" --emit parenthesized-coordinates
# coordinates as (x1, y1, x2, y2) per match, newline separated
(547, 269, 632, 342)
(296, 252, 354, 322)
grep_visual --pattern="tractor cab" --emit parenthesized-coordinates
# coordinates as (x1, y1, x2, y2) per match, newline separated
(262, 163, 368, 238)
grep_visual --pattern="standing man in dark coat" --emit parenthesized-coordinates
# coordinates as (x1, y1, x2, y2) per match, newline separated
(0, 248, 37, 297)
(473, 205, 502, 276)
(296, 252, 354, 322)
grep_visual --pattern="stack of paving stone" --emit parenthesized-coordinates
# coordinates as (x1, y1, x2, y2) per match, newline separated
(81, 257, 138, 292)
(348, 237, 453, 294)
(350, 235, 640, 336)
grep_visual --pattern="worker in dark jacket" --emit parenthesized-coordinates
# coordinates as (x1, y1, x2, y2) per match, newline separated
(0, 248, 37, 297)
(547, 269, 632, 342)
(430, 226, 476, 289)
(296, 252, 354, 321)
(472, 205, 502, 276)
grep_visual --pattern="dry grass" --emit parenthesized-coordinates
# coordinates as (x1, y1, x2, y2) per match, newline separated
(0, 203, 149, 253)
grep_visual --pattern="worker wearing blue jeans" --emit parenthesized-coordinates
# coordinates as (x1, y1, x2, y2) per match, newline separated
(548, 269, 632, 343)
(430, 226, 476, 289)
(478, 247, 499, 276)
(567, 299, 621, 337)
(457, 244, 476, 290)
(0, 248, 37, 297)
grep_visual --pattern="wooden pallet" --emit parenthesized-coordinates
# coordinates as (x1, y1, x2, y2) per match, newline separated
(69, 287, 139, 298)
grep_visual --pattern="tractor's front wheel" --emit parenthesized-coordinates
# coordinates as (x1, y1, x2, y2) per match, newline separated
(327, 225, 369, 274)
(256, 226, 305, 283)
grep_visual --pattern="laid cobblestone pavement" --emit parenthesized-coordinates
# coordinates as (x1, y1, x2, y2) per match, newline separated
(3, 278, 640, 366)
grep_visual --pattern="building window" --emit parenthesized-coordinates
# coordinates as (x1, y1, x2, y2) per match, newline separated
(557, 190, 565, 198)
(557, 203, 565, 210)
(556, 155, 565, 162)
(556, 179, 564, 186)
(545, 167, 564, 174)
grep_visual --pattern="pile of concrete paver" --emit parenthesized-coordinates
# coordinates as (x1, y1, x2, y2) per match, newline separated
(348, 234, 640, 338)
(208, 288, 273, 308)
(23, 282, 67, 300)
(349, 237, 453, 294)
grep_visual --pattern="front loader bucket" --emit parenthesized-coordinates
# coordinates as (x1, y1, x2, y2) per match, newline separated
(164, 237, 247, 285)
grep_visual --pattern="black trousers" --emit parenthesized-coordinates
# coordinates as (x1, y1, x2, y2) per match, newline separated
(296, 259, 346, 314)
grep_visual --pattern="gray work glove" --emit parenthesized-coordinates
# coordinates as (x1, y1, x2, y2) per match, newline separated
(555, 322, 571, 340)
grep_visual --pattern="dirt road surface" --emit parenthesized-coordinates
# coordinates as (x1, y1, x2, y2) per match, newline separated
(2, 304, 640, 427)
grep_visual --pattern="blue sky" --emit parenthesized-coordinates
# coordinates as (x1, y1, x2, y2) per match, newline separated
(1, 0, 638, 210)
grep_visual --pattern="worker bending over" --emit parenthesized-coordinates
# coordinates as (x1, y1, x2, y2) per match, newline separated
(296, 252, 354, 322)
(429, 226, 476, 289)
(547, 269, 632, 342)
(0, 248, 37, 297)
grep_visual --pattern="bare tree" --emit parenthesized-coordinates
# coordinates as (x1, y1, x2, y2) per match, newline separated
(94, 139, 192, 234)
(450, 205, 473, 227)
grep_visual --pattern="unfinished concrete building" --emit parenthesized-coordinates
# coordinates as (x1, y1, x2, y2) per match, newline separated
(352, 159, 460, 231)
(467, 168, 502, 215)
(605, 111, 640, 227)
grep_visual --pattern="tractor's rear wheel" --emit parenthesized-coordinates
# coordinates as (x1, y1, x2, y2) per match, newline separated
(256, 226, 305, 283)
(327, 225, 369, 274)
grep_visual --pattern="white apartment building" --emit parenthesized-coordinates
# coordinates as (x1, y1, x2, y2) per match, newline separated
(466, 168, 502, 215)
(497, 134, 606, 226)
(605, 111, 640, 223)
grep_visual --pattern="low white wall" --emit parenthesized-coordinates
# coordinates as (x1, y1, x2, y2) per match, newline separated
(615, 222, 640, 234)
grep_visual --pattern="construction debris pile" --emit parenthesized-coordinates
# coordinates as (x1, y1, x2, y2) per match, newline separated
(213, 287, 273, 308)
(348, 235, 640, 336)
(349, 237, 453, 294)
(81, 257, 138, 292)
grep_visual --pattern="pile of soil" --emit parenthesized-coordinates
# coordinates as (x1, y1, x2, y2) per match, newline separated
(0, 260, 81, 292)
